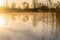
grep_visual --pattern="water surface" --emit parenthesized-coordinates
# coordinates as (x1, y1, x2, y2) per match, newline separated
(0, 12, 57, 40)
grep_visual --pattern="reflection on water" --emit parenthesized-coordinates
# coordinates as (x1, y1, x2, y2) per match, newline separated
(0, 12, 57, 40)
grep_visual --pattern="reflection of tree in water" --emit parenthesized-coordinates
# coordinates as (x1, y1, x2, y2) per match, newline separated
(32, 15, 38, 26)
(9, 13, 41, 26)
(5, 13, 57, 40)
(22, 15, 29, 22)
(31, 14, 41, 26)
(10, 14, 21, 21)
(8, 13, 56, 27)
(11, 15, 16, 21)
(31, 13, 46, 27)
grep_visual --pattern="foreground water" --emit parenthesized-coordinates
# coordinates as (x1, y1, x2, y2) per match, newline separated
(0, 12, 57, 40)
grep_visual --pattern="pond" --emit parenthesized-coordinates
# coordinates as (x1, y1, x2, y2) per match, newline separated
(0, 12, 57, 40)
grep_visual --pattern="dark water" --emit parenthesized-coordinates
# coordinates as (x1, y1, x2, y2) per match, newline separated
(0, 12, 58, 40)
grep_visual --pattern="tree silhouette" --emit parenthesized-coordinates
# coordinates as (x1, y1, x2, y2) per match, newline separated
(22, 2, 29, 9)
(33, 0, 38, 11)
(37, 3, 41, 8)
(18, 6, 21, 10)
(57, 2, 60, 7)
(11, 2, 16, 9)
(26, 3, 29, 9)
(48, 0, 52, 7)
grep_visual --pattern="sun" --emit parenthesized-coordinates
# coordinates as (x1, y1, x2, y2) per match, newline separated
(0, 0, 4, 7)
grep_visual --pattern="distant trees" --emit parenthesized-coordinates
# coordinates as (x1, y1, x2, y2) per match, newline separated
(12, 2, 16, 9)
(37, 3, 41, 8)
(18, 6, 21, 9)
(55, 2, 60, 9)
(57, 2, 60, 7)
(33, 0, 38, 8)
(22, 2, 29, 9)
(10, 2, 29, 10)
(6, 0, 60, 12)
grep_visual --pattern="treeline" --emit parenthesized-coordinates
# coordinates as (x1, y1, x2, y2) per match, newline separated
(6, 1, 60, 12)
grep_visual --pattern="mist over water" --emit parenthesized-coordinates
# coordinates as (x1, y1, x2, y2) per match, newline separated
(0, 12, 57, 40)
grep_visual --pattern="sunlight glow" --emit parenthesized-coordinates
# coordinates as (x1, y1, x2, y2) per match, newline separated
(0, 0, 4, 7)
(0, 16, 5, 27)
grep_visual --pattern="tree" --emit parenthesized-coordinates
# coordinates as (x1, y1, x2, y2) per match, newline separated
(33, 0, 37, 8)
(11, 2, 16, 9)
(47, 0, 52, 8)
(57, 2, 60, 7)
(37, 3, 41, 8)
(22, 2, 29, 9)
(32, 0, 38, 11)
(6, 0, 8, 8)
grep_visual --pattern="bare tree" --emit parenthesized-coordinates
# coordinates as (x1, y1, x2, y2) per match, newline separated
(11, 2, 16, 9)
(22, 2, 29, 9)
